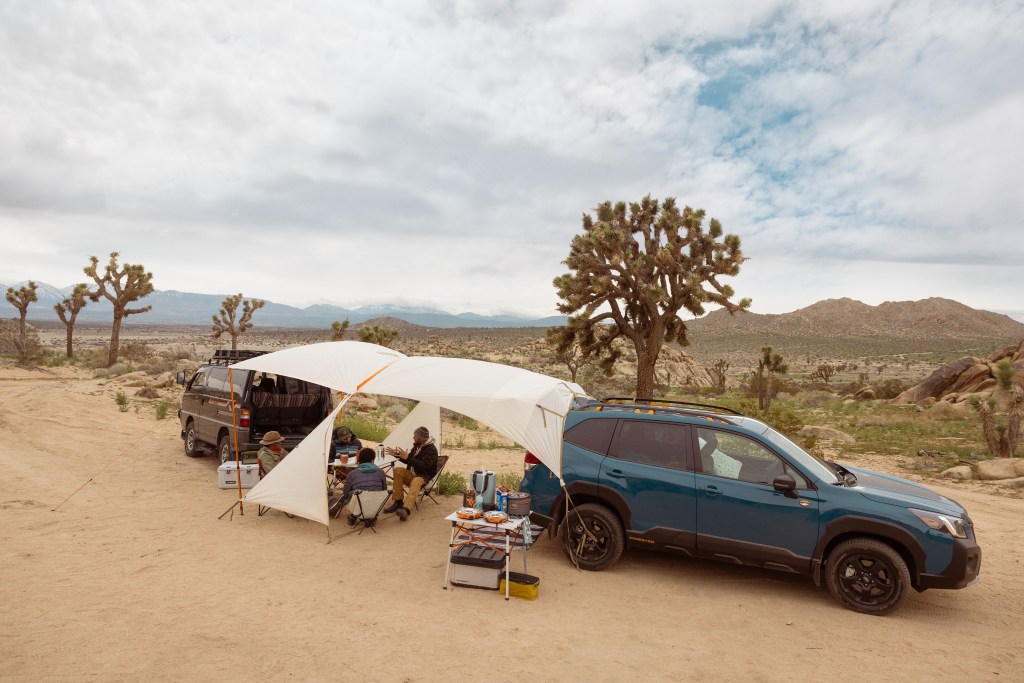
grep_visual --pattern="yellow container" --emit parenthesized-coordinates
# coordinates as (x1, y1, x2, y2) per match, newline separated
(499, 572, 539, 600)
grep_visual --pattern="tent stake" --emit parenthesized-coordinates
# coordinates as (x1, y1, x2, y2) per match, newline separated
(218, 500, 241, 520)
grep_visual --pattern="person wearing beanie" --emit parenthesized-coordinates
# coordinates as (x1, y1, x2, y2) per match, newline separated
(383, 426, 439, 521)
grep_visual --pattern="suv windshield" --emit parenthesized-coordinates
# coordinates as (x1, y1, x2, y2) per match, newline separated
(759, 427, 840, 484)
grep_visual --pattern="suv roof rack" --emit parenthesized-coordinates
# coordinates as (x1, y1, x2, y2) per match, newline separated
(208, 349, 267, 366)
(597, 397, 743, 417)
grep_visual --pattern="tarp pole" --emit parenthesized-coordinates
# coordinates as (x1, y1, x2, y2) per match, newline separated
(228, 366, 244, 515)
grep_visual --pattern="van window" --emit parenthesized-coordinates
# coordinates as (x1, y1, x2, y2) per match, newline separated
(188, 369, 208, 392)
(206, 367, 244, 401)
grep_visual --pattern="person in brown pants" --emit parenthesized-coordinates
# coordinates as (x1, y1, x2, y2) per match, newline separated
(383, 426, 439, 521)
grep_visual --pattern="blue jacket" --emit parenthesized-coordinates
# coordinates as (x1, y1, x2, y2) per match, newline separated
(340, 463, 387, 506)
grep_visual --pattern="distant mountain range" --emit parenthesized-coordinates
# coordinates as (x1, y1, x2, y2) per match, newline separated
(0, 282, 566, 329)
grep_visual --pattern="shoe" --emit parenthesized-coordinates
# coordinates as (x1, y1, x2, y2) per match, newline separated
(396, 507, 410, 522)
(383, 500, 404, 514)
(346, 513, 358, 527)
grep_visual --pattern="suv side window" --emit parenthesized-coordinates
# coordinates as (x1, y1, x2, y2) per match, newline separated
(564, 418, 617, 455)
(697, 427, 807, 487)
(612, 420, 690, 471)
(206, 367, 230, 397)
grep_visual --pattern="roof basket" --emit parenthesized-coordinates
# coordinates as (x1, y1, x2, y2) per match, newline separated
(599, 397, 743, 416)
(209, 349, 267, 366)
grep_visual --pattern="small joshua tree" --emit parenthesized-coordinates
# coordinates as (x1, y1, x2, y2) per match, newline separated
(85, 252, 154, 367)
(211, 293, 265, 351)
(331, 319, 350, 341)
(546, 326, 605, 383)
(358, 325, 399, 347)
(970, 386, 1023, 458)
(54, 283, 90, 358)
(812, 363, 836, 386)
(754, 346, 787, 410)
(5, 281, 38, 362)
(708, 359, 730, 393)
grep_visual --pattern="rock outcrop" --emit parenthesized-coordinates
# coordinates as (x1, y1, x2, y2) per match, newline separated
(893, 339, 1024, 404)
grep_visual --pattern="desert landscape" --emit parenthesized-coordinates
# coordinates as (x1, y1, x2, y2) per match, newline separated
(2, 317, 1024, 682)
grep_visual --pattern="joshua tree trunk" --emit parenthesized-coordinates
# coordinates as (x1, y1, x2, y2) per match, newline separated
(108, 309, 123, 367)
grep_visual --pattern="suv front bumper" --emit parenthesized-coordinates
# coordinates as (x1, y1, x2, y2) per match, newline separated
(918, 537, 981, 590)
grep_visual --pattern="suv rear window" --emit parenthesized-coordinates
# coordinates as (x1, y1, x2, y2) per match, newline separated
(564, 418, 616, 455)
(612, 420, 689, 470)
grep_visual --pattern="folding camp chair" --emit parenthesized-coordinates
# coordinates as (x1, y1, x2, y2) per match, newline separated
(350, 489, 392, 535)
(415, 455, 448, 509)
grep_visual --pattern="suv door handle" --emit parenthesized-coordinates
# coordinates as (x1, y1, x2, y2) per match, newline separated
(702, 484, 722, 497)
(606, 469, 626, 479)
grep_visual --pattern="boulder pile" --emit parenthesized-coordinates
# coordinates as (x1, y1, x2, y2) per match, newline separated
(893, 339, 1024, 405)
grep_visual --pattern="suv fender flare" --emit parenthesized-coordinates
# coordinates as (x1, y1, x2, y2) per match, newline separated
(546, 481, 632, 536)
(811, 516, 925, 587)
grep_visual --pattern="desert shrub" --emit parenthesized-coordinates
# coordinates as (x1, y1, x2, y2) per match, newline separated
(875, 379, 908, 400)
(793, 390, 837, 409)
(342, 414, 388, 443)
(93, 362, 133, 379)
(385, 404, 408, 422)
(115, 391, 129, 412)
(140, 358, 177, 375)
(0, 320, 43, 362)
(77, 347, 113, 369)
(118, 340, 151, 362)
(995, 358, 1014, 390)
(155, 399, 172, 420)
(442, 434, 467, 449)
(136, 387, 160, 399)
(436, 470, 467, 496)
(458, 415, 479, 430)
(39, 350, 69, 367)
(926, 401, 968, 421)
(163, 344, 197, 361)
(497, 471, 522, 491)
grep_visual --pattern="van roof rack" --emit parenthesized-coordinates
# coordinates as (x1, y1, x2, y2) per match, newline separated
(209, 349, 267, 366)
(597, 397, 743, 417)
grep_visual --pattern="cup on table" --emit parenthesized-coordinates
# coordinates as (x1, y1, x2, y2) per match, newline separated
(342, 454, 349, 464)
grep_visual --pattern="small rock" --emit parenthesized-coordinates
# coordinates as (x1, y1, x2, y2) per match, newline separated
(997, 476, 1024, 489)
(941, 466, 973, 481)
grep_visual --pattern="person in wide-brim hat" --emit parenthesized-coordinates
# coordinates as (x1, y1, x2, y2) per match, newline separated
(257, 431, 288, 476)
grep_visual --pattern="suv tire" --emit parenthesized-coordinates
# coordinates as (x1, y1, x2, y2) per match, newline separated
(184, 421, 202, 458)
(826, 538, 911, 615)
(561, 503, 624, 571)
(218, 434, 234, 465)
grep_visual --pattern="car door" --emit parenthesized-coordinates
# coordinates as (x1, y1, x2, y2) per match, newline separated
(693, 426, 819, 573)
(199, 367, 231, 444)
(182, 368, 208, 440)
(601, 419, 697, 554)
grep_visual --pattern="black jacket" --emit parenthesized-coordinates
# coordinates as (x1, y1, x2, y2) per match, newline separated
(405, 442, 439, 481)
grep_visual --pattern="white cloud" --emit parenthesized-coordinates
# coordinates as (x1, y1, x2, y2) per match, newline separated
(0, 0, 1021, 318)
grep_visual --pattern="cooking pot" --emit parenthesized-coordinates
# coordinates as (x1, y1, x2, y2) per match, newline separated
(506, 491, 531, 517)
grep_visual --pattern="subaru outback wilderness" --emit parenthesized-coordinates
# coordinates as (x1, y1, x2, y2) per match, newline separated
(522, 398, 981, 615)
(176, 350, 333, 463)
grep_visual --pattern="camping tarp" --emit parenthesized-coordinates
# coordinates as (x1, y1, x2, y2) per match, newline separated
(230, 341, 590, 526)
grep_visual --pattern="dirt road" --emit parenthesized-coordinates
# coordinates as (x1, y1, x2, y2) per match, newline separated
(1, 365, 1022, 681)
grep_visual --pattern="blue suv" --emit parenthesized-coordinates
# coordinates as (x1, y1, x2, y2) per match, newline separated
(521, 398, 981, 615)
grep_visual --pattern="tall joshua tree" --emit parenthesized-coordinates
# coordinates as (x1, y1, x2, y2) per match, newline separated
(5, 281, 38, 362)
(358, 325, 399, 347)
(554, 195, 749, 399)
(85, 252, 154, 367)
(211, 293, 265, 351)
(755, 346, 788, 410)
(54, 283, 90, 358)
(331, 319, 350, 341)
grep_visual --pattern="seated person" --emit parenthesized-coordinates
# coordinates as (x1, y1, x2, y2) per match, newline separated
(383, 426, 438, 522)
(333, 425, 362, 456)
(340, 447, 388, 526)
(257, 431, 288, 476)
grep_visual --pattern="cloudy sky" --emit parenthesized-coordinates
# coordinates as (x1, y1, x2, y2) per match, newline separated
(1, 0, 1022, 319)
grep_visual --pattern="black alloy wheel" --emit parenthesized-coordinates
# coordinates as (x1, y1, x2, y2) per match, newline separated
(560, 503, 624, 571)
(826, 538, 911, 615)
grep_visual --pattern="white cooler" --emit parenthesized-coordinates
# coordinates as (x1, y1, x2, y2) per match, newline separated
(217, 462, 260, 489)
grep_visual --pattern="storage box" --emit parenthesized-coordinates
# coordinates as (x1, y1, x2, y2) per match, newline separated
(499, 572, 539, 601)
(449, 544, 504, 590)
(217, 462, 260, 489)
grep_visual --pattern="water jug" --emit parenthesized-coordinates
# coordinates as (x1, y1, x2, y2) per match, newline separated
(470, 470, 497, 511)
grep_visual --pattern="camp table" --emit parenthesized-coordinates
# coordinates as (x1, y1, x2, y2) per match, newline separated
(442, 511, 530, 600)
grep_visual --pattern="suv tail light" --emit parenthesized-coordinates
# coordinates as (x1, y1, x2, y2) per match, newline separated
(524, 451, 542, 472)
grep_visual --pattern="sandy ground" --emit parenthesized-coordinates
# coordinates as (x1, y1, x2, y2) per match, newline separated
(2, 362, 1024, 682)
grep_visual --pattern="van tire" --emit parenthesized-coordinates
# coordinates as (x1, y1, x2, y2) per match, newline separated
(184, 421, 202, 458)
(218, 434, 234, 464)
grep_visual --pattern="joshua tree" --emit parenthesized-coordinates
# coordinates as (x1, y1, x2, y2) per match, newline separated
(553, 195, 749, 399)
(358, 325, 399, 347)
(971, 386, 1023, 458)
(545, 326, 603, 383)
(812, 363, 836, 386)
(211, 293, 265, 351)
(995, 358, 1014, 391)
(331, 319, 350, 341)
(84, 252, 155, 367)
(708, 359, 730, 393)
(754, 346, 787, 410)
(5, 281, 38, 362)
(54, 283, 90, 358)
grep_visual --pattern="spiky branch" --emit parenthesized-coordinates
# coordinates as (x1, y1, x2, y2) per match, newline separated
(211, 293, 265, 351)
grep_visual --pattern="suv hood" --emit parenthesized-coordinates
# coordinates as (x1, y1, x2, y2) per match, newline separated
(847, 465, 966, 517)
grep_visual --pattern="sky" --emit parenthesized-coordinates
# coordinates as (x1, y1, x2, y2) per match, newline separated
(1, 0, 1022, 319)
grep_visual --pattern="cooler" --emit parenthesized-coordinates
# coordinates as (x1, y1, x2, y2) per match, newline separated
(218, 462, 260, 489)
(449, 544, 504, 590)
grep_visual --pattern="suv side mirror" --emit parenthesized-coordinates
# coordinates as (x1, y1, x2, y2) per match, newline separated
(773, 473, 798, 499)
(176, 371, 186, 386)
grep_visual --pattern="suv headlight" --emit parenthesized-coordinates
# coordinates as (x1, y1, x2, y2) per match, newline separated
(911, 508, 968, 539)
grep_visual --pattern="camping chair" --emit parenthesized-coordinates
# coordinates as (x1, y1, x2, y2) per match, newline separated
(350, 489, 392, 534)
(415, 455, 448, 509)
